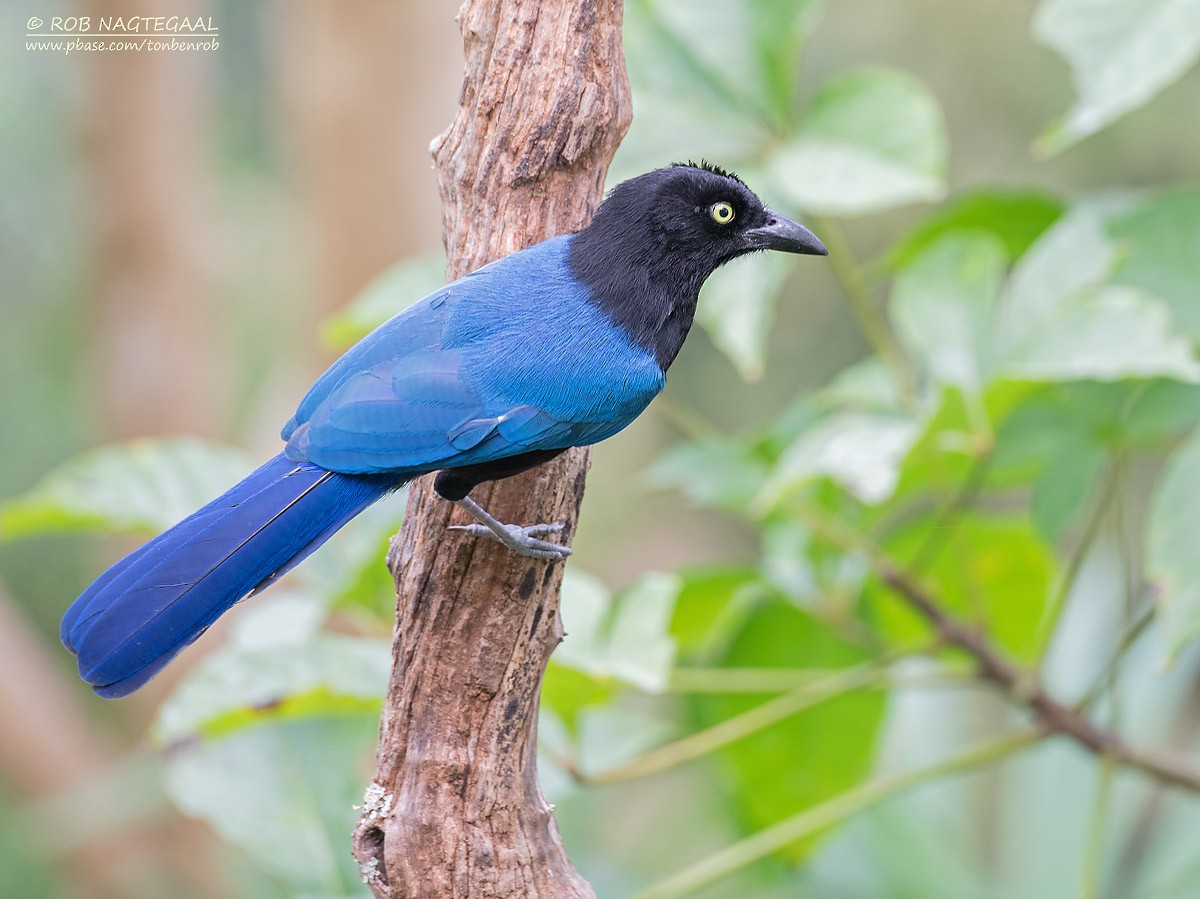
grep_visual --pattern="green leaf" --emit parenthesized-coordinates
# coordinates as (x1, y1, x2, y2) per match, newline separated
(634, 0, 824, 126)
(1004, 285, 1200, 383)
(321, 253, 446, 349)
(154, 634, 390, 745)
(758, 411, 921, 510)
(647, 437, 770, 513)
(576, 706, 679, 778)
(998, 198, 1126, 342)
(997, 200, 1200, 383)
(669, 567, 766, 660)
(0, 438, 253, 540)
(767, 67, 948, 215)
(748, 0, 827, 123)
(813, 358, 906, 414)
(1122, 380, 1200, 447)
(1030, 434, 1107, 541)
(891, 233, 1008, 394)
(1034, 0, 1200, 155)
(695, 600, 884, 856)
(1110, 189, 1200, 341)
(162, 716, 377, 897)
(884, 190, 1064, 270)
(871, 515, 1054, 661)
(556, 570, 681, 693)
(696, 251, 794, 381)
(1148, 428, 1200, 657)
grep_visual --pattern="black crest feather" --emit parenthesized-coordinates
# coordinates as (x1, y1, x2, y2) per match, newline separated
(669, 159, 747, 186)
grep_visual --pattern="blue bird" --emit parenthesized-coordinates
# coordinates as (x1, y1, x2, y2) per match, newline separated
(62, 163, 827, 698)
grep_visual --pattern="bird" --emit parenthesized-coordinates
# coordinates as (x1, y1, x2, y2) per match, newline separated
(61, 162, 828, 698)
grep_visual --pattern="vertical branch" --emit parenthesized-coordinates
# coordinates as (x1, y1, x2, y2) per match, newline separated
(351, 2, 631, 897)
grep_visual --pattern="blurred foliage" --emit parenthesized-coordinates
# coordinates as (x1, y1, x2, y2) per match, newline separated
(4, 0, 1200, 897)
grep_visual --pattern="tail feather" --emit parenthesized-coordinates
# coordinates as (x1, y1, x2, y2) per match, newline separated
(63, 453, 397, 698)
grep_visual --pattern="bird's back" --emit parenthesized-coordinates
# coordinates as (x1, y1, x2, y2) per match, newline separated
(283, 235, 665, 475)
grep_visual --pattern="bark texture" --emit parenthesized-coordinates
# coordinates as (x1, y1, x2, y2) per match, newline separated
(351, 1, 631, 897)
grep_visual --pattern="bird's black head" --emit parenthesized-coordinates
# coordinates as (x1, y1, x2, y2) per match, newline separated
(569, 162, 827, 369)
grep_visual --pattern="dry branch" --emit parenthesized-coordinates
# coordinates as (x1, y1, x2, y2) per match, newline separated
(351, 1, 631, 896)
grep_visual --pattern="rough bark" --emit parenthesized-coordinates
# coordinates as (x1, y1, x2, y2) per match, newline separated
(351, 1, 631, 897)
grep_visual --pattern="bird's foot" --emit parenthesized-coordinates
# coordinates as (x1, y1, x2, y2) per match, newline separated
(449, 521, 571, 560)
(450, 497, 572, 561)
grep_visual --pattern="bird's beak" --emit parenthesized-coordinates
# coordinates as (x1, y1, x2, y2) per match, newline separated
(743, 212, 828, 256)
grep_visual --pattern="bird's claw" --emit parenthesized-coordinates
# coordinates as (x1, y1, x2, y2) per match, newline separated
(449, 521, 572, 560)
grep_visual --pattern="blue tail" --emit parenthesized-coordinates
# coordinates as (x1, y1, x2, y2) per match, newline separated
(62, 453, 398, 698)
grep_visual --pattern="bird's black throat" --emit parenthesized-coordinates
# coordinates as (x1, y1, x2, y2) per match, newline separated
(567, 211, 724, 372)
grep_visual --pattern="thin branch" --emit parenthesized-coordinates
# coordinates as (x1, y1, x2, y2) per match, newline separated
(907, 445, 994, 574)
(665, 665, 976, 695)
(815, 215, 917, 403)
(1077, 600, 1155, 711)
(584, 662, 885, 785)
(792, 503, 1200, 794)
(630, 729, 1040, 899)
(1032, 458, 1122, 666)
(1079, 754, 1117, 899)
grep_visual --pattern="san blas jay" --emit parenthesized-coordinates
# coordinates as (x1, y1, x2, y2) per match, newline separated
(62, 162, 828, 698)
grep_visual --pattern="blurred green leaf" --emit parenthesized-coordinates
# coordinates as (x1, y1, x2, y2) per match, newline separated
(294, 495, 405, 624)
(697, 251, 794, 381)
(1110, 189, 1200, 341)
(0, 438, 253, 540)
(321, 253, 446, 349)
(813, 358, 905, 414)
(577, 706, 680, 778)
(996, 199, 1125, 352)
(997, 200, 1200, 383)
(758, 411, 921, 510)
(871, 516, 1054, 661)
(669, 567, 766, 660)
(1122, 380, 1200, 447)
(891, 233, 1008, 394)
(1004, 285, 1200, 383)
(632, 0, 824, 126)
(615, 0, 770, 179)
(154, 634, 390, 745)
(1148, 428, 1200, 658)
(647, 436, 771, 512)
(556, 570, 681, 693)
(1034, 0, 1200, 155)
(884, 190, 1064, 270)
(885, 387, 994, 507)
(1030, 434, 1107, 541)
(696, 599, 884, 856)
(162, 716, 376, 897)
(767, 67, 947, 215)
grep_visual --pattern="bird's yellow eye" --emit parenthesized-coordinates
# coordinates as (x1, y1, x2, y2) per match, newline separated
(710, 201, 735, 225)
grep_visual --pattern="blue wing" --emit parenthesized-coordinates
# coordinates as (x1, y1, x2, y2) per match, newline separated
(283, 236, 665, 475)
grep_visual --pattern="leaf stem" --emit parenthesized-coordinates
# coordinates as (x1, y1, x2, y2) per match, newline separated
(630, 729, 1040, 899)
(665, 665, 975, 694)
(789, 501, 1200, 793)
(1032, 458, 1122, 668)
(815, 215, 917, 403)
(584, 662, 884, 785)
(1079, 754, 1117, 899)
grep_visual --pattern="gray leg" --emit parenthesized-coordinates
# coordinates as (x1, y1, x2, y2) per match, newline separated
(448, 497, 572, 561)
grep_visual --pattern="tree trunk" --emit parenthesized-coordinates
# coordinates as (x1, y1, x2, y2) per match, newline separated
(351, 2, 630, 897)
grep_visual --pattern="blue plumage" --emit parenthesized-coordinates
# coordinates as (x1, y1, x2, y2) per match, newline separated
(63, 164, 827, 697)
(283, 237, 664, 474)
